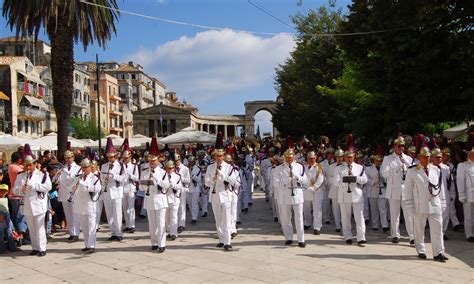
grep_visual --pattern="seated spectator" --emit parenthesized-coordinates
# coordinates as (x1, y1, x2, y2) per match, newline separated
(0, 182, 16, 253)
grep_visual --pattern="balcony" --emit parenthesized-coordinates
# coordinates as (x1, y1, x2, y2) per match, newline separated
(109, 126, 123, 132)
(110, 93, 121, 101)
(73, 99, 89, 108)
(18, 106, 46, 120)
(142, 93, 154, 103)
(109, 108, 122, 116)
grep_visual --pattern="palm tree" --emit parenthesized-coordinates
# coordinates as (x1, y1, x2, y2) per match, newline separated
(2, 0, 119, 158)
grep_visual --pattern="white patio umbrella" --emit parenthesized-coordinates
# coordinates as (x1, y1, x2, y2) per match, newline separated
(129, 134, 152, 148)
(0, 135, 43, 151)
(443, 122, 473, 139)
(159, 127, 217, 145)
(95, 134, 141, 149)
(34, 132, 85, 150)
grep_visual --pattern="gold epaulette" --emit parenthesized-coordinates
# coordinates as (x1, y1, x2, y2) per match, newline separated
(416, 164, 423, 171)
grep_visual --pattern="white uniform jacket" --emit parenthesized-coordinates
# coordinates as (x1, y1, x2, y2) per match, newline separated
(456, 160, 474, 202)
(327, 163, 343, 199)
(139, 167, 170, 210)
(205, 161, 238, 205)
(365, 165, 386, 198)
(57, 162, 82, 202)
(122, 162, 139, 197)
(175, 164, 191, 194)
(165, 171, 184, 205)
(13, 169, 52, 216)
(335, 162, 368, 204)
(381, 153, 413, 200)
(100, 161, 128, 200)
(188, 165, 202, 194)
(405, 164, 446, 214)
(274, 162, 308, 206)
(73, 173, 101, 215)
(303, 163, 325, 201)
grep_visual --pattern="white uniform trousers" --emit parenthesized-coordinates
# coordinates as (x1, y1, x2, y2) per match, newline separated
(25, 214, 47, 252)
(62, 201, 80, 236)
(103, 198, 123, 237)
(212, 201, 232, 245)
(237, 189, 245, 219)
(230, 193, 238, 234)
(462, 202, 474, 238)
(272, 197, 279, 219)
(449, 198, 460, 227)
(322, 188, 331, 222)
(303, 200, 312, 227)
(280, 203, 305, 243)
(413, 212, 444, 256)
(388, 199, 415, 240)
(244, 178, 254, 206)
(95, 199, 103, 230)
(80, 213, 97, 248)
(201, 191, 209, 215)
(369, 197, 389, 229)
(147, 208, 167, 247)
(122, 194, 136, 229)
(330, 198, 341, 230)
(166, 202, 180, 236)
(178, 193, 187, 227)
(363, 189, 370, 221)
(187, 192, 200, 221)
(340, 202, 366, 242)
(303, 199, 323, 230)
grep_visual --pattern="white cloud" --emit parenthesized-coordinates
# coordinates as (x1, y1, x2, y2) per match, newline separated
(129, 29, 295, 105)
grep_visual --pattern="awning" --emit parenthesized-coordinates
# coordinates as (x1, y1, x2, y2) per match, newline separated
(0, 91, 9, 101)
(23, 95, 49, 110)
(17, 70, 47, 86)
(443, 122, 473, 139)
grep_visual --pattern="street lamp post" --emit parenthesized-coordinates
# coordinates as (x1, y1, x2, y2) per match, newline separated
(96, 54, 102, 157)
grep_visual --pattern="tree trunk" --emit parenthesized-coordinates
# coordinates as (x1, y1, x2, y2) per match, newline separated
(48, 14, 74, 161)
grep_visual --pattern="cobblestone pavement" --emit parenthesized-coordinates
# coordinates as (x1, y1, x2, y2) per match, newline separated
(1, 191, 473, 283)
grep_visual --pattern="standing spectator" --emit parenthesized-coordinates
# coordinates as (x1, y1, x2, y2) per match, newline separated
(7, 152, 27, 236)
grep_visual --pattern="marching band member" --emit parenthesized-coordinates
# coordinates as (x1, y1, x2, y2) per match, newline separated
(320, 147, 335, 226)
(441, 148, 462, 231)
(456, 147, 474, 242)
(56, 149, 81, 241)
(275, 149, 308, 247)
(139, 138, 170, 253)
(121, 140, 139, 234)
(430, 148, 452, 239)
(13, 153, 52, 257)
(236, 154, 247, 224)
(100, 138, 127, 241)
(205, 145, 238, 251)
(244, 148, 255, 208)
(72, 159, 101, 253)
(187, 156, 202, 224)
(303, 151, 325, 235)
(365, 154, 389, 232)
(405, 147, 448, 262)
(269, 155, 282, 222)
(176, 153, 191, 234)
(381, 136, 415, 244)
(165, 160, 183, 240)
(224, 154, 241, 238)
(261, 148, 275, 201)
(197, 150, 210, 218)
(327, 149, 345, 232)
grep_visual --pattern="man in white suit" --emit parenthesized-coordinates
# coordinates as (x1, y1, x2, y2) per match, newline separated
(457, 147, 474, 242)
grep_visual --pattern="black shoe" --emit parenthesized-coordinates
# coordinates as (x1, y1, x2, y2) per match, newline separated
(365, 219, 369, 225)
(372, 228, 379, 231)
(410, 240, 415, 245)
(72, 236, 79, 242)
(298, 242, 306, 248)
(158, 247, 165, 253)
(313, 230, 320, 235)
(249, 203, 253, 206)
(392, 237, 400, 244)
(285, 240, 293, 245)
(138, 215, 146, 219)
(383, 227, 389, 233)
(170, 235, 177, 241)
(216, 243, 224, 248)
(452, 224, 463, 232)
(29, 250, 39, 256)
(37, 251, 46, 257)
(418, 253, 427, 259)
(87, 248, 95, 254)
(67, 236, 74, 241)
(151, 246, 159, 250)
(202, 212, 208, 217)
(274, 217, 279, 222)
(177, 226, 185, 233)
(116, 236, 123, 241)
(82, 247, 91, 252)
(358, 240, 367, 246)
(244, 208, 249, 213)
(236, 221, 241, 225)
(224, 245, 233, 251)
(191, 220, 197, 224)
(443, 235, 448, 241)
(434, 253, 449, 262)
(231, 232, 237, 239)
(335, 229, 341, 233)
(433, 254, 448, 262)
(304, 225, 311, 230)
(345, 239, 353, 244)
(468, 237, 474, 242)
(325, 221, 331, 225)
(124, 227, 130, 232)
(107, 236, 117, 241)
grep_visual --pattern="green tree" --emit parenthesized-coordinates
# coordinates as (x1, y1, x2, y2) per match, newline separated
(70, 117, 105, 140)
(2, 0, 119, 158)
(273, 4, 345, 139)
(339, 0, 474, 136)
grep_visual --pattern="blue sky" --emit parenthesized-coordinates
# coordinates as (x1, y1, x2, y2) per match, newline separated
(0, 0, 351, 134)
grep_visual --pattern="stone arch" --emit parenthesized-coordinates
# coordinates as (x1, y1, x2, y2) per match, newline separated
(244, 100, 277, 138)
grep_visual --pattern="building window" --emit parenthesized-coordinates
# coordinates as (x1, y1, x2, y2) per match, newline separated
(93, 83, 98, 91)
(131, 74, 136, 80)
(75, 74, 79, 83)
(24, 120, 29, 133)
(15, 45, 23, 56)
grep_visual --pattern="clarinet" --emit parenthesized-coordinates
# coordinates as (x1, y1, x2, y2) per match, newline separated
(289, 163, 295, 196)
(377, 166, 383, 195)
(103, 163, 113, 193)
(347, 164, 353, 193)
(146, 168, 154, 196)
(212, 164, 221, 194)
(19, 170, 30, 206)
(67, 174, 83, 202)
